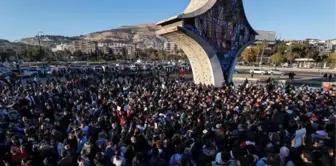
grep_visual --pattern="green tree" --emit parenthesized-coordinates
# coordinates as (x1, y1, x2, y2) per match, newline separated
(270, 52, 286, 66)
(290, 43, 309, 59)
(31, 49, 44, 61)
(256, 40, 268, 64)
(275, 42, 288, 55)
(158, 52, 166, 61)
(149, 51, 157, 60)
(121, 47, 128, 60)
(242, 47, 259, 65)
(314, 52, 328, 62)
(73, 50, 83, 57)
(107, 47, 113, 55)
(328, 53, 336, 69)
(1, 48, 16, 62)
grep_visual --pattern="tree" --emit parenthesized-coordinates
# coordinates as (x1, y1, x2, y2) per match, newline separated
(0, 48, 16, 62)
(290, 43, 308, 59)
(62, 49, 72, 59)
(306, 49, 320, 60)
(107, 47, 113, 55)
(242, 47, 259, 65)
(255, 41, 268, 64)
(314, 52, 328, 62)
(275, 42, 288, 55)
(19, 48, 44, 61)
(73, 50, 83, 57)
(121, 47, 128, 60)
(270, 53, 286, 66)
(158, 52, 166, 61)
(328, 53, 336, 69)
(149, 51, 157, 60)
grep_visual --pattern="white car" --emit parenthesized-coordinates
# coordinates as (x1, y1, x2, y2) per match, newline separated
(249, 69, 267, 75)
(281, 63, 289, 67)
(268, 69, 283, 75)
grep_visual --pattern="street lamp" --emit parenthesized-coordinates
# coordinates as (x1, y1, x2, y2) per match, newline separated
(36, 31, 43, 61)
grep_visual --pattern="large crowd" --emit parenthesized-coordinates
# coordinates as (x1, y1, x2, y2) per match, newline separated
(0, 67, 335, 166)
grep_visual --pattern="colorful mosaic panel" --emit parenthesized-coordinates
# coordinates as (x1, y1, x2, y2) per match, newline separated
(184, 0, 255, 72)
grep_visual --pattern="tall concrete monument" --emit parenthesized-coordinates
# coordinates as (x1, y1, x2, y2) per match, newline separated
(156, 0, 257, 86)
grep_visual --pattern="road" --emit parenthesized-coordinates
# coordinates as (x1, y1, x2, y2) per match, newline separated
(236, 66, 336, 74)
(236, 69, 326, 77)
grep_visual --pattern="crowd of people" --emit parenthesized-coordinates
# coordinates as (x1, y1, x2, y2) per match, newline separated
(0, 67, 335, 166)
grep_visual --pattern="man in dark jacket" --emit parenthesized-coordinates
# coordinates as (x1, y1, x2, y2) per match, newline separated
(57, 150, 73, 166)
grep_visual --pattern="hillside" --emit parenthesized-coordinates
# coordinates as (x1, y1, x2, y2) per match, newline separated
(15, 35, 83, 49)
(15, 23, 169, 49)
(0, 38, 40, 51)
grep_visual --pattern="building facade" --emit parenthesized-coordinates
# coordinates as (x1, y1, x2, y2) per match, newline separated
(97, 41, 134, 55)
(51, 44, 71, 52)
(72, 40, 98, 53)
(163, 41, 178, 53)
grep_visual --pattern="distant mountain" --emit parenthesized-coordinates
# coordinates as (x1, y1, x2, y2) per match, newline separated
(14, 23, 169, 50)
(0, 38, 40, 51)
(15, 35, 82, 49)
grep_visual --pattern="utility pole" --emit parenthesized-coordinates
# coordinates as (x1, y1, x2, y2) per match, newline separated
(134, 43, 137, 61)
(152, 41, 156, 60)
(95, 41, 99, 61)
(259, 40, 266, 68)
(37, 31, 43, 61)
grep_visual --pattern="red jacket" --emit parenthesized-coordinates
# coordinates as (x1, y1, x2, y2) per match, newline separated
(11, 148, 27, 166)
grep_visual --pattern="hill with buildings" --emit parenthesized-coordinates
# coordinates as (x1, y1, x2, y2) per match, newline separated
(14, 23, 169, 52)
(14, 35, 83, 49)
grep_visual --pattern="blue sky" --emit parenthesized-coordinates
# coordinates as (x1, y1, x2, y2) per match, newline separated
(0, 0, 335, 41)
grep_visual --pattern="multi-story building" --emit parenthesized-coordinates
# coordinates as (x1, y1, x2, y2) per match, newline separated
(305, 39, 336, 53)
(314, 40, 334, 53)
(97, 41, 132, 49)
(329, 39, 336, 45)
(51, 44, 71, 52)
(97, 41, 134, 55)
(72, 40, 98, 53)
(163, 41, 178, 53)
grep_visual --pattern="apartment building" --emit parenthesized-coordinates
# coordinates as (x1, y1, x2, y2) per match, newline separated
(163, 41, 178, 53)
(97, 41, 134, 55)
(72, 40, 98, 53)
(51, 44, 71, 52)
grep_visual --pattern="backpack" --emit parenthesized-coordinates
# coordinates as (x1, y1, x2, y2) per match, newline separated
(171, 154, 183, 166)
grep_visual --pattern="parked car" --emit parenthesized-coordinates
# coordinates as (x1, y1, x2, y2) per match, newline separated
(281, 63, 289, 67)
(237, 61, 245, 65)
(249, 69, 267, 75)
(268, 69, 283, 75)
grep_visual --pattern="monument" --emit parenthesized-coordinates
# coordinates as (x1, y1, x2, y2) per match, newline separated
(156, 0, 257, 86)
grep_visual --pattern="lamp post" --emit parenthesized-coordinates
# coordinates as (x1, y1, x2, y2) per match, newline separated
(259, 40, 266, 68)
(36, 31, 43, 61)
